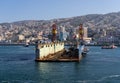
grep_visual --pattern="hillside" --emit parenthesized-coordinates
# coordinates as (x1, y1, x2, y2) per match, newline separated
(1, 11, 120, 43)
(1, 12, 120, 30)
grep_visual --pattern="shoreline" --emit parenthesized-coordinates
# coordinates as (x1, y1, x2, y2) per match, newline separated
(65, 44, 120, 47)
(0, 44, 35, 46)
(0, 44, 120, 47)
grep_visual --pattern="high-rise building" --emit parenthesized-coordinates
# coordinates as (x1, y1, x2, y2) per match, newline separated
(59, 26, 67, 41)
(82, 26, 92, 44)
(83, 27, 88, 38)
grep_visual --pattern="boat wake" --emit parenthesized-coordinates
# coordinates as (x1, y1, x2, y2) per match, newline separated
(76, 75, 120, 83)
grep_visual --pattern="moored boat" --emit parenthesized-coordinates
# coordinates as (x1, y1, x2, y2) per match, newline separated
(24, 43, 29, 47)
(81, 45, 89, 57)
(101, 44, 117, 49)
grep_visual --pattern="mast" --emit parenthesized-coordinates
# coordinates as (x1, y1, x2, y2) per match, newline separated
(79, 24, 84, 41)
(78, 24, 84, 60)
(52, 23, 57, 42)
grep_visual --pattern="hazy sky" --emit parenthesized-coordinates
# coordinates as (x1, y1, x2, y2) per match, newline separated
(0, 0, 120, 23)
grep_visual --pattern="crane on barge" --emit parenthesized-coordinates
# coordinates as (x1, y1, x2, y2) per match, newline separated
(78, 24, 89, 57)
(35, 23, 88, 62)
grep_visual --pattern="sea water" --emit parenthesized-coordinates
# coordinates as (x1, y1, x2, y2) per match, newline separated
(0, 46, 120, 83)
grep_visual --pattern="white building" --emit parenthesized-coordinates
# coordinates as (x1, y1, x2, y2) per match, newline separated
(59, 26, 67, 41)
(18, 34, 25, 41)
(97, 36, 119, 44)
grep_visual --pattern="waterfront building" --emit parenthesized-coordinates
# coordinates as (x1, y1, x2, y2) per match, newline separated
(97, 36, 119, 45)
(18, 35, 25, 40)
(103, 29, 107, 37)
(106, 29, 120, 38)
(0, 36, 3, 41)
(83, 27, 92, 44)
(67, 28, 78, 41)
(59, 26, 67, 41)
(83, 27, 88, 38)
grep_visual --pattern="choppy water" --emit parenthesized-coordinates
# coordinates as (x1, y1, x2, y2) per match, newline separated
(0, 46, 120, 83)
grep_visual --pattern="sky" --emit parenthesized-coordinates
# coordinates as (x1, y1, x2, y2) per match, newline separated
(0, 0, 120, 23)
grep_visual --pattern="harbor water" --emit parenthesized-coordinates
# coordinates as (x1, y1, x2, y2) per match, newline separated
(0, 46, 120, 83)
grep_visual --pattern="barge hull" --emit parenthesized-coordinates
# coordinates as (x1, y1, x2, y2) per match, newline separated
(35, 42, 83, 62)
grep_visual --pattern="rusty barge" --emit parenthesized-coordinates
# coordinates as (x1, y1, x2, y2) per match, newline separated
(35, 24, 88, 62)
(35, 42, 84, 62)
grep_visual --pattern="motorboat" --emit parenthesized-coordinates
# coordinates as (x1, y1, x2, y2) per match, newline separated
(101, 44, 117, 49)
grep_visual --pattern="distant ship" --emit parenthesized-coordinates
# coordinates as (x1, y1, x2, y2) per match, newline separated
(101, 44, 117, 49)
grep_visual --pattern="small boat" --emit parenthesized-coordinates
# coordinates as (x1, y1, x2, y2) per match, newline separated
(24, 42, 29, 47)
(81, 45, 89, 57)
(101, 44, 117, 49)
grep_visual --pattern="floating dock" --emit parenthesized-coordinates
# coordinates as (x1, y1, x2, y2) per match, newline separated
(35, 42, 83, 62)
(35, 23, 87, 62)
